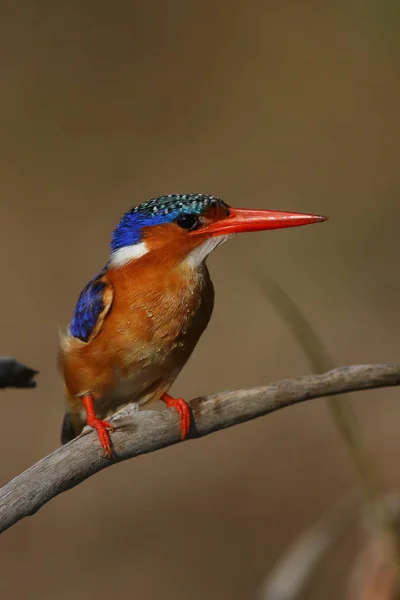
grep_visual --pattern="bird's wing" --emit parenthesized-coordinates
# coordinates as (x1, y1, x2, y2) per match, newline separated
(69, 271, 114, 343)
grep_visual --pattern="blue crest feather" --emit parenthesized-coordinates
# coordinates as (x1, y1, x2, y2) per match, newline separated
(111, 194, 228, 251)
(70, 270, 107, 342)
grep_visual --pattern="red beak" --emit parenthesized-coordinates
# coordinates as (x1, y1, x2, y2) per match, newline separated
(195, 207, 328, 236)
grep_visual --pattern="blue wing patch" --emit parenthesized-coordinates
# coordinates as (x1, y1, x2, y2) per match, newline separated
(70, 271, 108, 342)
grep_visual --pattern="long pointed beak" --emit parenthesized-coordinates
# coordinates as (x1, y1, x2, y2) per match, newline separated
(196, 208, 328, 236)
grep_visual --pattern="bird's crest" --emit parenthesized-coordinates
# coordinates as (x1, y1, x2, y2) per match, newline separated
(110, 194, 229, 251)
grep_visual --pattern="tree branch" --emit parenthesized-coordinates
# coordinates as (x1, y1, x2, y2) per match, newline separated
(0, 363, 399, 535)
(0, 357, 38, 389)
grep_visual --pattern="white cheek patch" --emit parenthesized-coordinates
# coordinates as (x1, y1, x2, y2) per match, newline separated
(185, 235, 234, 268)
(110, 241, 149, 267)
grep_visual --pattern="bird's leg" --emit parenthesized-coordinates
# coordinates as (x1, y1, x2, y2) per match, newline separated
(160, 393, 191, 439)
(82, 393, 114, 458)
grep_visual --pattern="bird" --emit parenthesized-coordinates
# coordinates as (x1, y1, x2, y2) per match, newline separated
(58, 193, 327, 457)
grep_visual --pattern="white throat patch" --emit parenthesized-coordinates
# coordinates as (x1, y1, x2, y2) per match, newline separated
(110, 241, 149, 267)
(184, 235, 233, 268)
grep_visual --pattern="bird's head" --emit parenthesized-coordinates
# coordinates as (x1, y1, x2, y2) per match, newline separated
(109, 194, 327, 268)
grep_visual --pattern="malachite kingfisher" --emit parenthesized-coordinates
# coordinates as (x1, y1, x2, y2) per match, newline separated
(59, 194, 327, 457)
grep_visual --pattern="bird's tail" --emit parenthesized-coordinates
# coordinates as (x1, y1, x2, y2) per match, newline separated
(60, 411, 85, 445)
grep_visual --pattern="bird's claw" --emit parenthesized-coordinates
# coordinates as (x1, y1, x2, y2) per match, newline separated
(88, 417, 114, 458)
(161, 394, 191, 439)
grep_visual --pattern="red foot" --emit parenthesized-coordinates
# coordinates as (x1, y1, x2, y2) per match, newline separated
(161, 393, 191, 439)
(82, 393, 114, 458)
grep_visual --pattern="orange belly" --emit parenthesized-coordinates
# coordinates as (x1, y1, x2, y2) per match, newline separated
(59, 261, 214, 426)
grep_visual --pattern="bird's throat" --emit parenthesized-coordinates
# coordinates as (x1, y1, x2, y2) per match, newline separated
(183, 234, 233, 269)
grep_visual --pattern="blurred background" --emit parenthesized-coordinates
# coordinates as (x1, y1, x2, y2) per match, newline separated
(1, 1, 400, 598)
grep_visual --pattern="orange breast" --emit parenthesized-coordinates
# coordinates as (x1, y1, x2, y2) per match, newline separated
(60, 259, 214, 416)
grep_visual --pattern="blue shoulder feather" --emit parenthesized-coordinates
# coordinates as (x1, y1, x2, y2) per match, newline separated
(70, 270, 108, 342)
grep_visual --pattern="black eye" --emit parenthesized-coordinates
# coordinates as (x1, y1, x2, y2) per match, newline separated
(175, 213, 199, 231)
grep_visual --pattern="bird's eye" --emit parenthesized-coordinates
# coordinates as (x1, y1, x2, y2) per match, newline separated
(175, 213, 199, 231)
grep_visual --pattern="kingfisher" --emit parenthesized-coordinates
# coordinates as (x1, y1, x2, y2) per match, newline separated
(59, 194, 327, 457)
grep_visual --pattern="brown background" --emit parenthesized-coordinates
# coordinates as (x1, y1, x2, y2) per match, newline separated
(1, 1, 399, 598)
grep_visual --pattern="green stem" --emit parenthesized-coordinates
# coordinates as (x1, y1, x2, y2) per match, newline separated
(261, 275, 399, 560)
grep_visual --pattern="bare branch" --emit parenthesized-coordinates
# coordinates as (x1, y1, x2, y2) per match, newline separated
(0, 363, 399, 535)
(0, 357, 38, 388)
